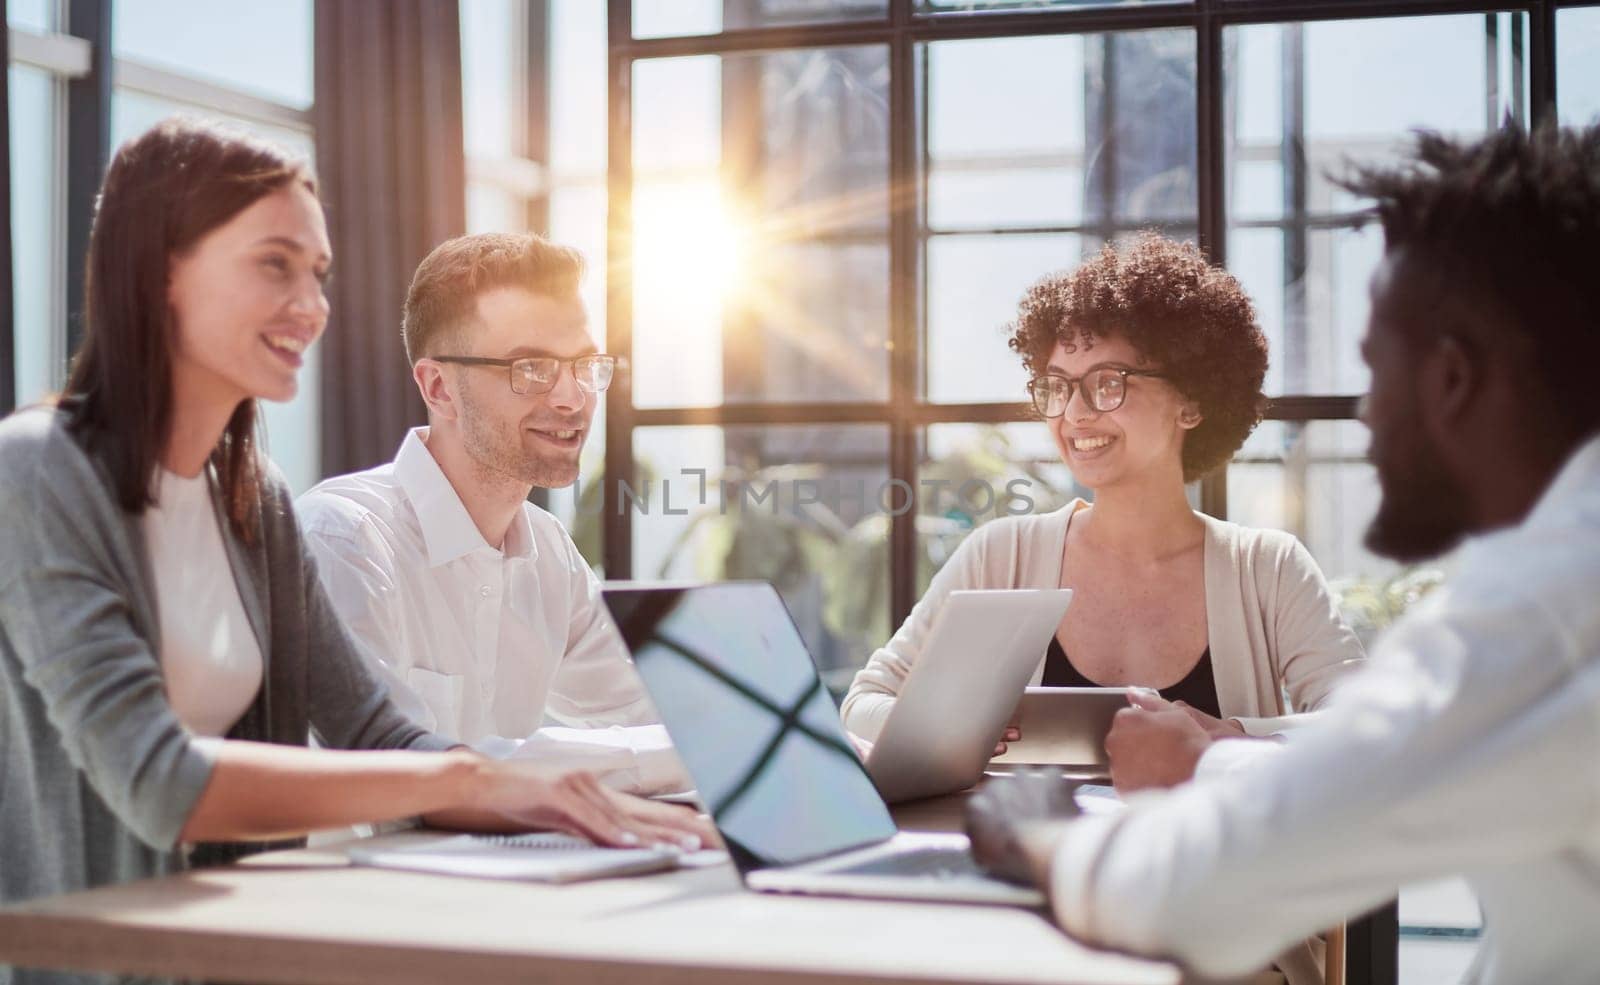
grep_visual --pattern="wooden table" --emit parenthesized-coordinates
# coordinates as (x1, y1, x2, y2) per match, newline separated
(0, 796, 1179, 985)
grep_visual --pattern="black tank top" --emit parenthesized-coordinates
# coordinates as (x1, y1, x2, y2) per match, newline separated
(1041, 637, 1222, 719)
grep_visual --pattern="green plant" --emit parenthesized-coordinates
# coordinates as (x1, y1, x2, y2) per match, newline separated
(1330, 566, 1447, 648)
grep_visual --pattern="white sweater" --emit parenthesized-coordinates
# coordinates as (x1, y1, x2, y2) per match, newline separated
(842, 501, 1367, 741)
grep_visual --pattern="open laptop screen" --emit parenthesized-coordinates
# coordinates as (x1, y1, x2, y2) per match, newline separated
(603, 583, 898, 869)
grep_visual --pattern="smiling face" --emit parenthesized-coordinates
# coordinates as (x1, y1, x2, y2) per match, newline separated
(448, 287, 597, 489)
(166, 183, 331, 407)
(1043, 334, 1199, 493)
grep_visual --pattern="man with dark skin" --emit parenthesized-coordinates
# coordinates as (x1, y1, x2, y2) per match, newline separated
(965, 124, 1600, 984)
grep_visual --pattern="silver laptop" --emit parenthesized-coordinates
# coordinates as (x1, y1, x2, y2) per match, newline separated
(865, 589, 1075, 803)
(602, 582, 1043, 907)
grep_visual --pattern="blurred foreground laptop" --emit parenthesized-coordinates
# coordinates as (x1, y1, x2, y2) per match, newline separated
(602, 582, 1042, 907)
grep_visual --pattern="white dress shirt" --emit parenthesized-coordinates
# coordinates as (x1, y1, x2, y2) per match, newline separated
(1048, 433, 1600, 984)
(297, 428, 685, 794)
(143, 468, 263, 737)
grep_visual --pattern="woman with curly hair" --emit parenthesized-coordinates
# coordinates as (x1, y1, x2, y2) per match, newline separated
(843, 233, 1365, 786)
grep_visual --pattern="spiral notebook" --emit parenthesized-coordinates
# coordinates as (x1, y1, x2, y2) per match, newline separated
(347, 831, 680, 883)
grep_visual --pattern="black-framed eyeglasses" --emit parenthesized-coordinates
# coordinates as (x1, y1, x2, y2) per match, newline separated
(432, 353, 622, 396)
(1026, 364, 1166, 417)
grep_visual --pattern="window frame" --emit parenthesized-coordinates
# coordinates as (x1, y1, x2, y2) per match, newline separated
(603, 0, 1588, 621)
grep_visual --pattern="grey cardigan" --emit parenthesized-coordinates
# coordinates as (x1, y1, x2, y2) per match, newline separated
(0, 407, 452, 924)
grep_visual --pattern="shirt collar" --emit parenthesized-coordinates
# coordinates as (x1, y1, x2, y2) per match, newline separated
(393, 428, 538, 567)
(1527, 431, 1600, 529)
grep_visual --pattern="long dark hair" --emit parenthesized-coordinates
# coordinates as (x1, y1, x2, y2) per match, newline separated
(63, 117, 316, 543)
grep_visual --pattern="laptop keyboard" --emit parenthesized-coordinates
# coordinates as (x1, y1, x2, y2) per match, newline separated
(833, 849, 984, 880)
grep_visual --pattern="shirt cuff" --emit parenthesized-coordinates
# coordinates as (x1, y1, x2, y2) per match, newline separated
(1047, 812, 1127, 943)
(1194, 735, 1284, 783)
(1233, 709, 1326, 738)
(1231, 716, 1281, 737)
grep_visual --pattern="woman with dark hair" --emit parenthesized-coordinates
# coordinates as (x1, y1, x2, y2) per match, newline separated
(844, 233, 1364, 768)
(0, 118, 710, 915)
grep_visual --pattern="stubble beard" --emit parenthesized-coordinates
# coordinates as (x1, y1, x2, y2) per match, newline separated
(458, 387, 583, 491)
(1364, 415, 1473, 563)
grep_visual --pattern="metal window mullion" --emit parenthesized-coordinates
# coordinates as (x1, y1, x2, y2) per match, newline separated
(2, 0, 12, 416)
(603, 0, 635, 578)
(1529, 0, 1557, 124)
(113, 59, 311, 133)
(63, 0, 111, 363)
(7, 27, 94, 76)
(1197, 0, 1229, 519)
(888, 0, 920, 629)
(610, 1, 1544, 61)
(524, 0, 552, 235)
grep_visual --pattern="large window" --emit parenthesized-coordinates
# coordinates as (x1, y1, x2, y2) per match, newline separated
(598, 0, 1596, 689)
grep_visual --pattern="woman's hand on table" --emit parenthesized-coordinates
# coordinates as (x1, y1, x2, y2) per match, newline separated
(428, 757, 720, 852)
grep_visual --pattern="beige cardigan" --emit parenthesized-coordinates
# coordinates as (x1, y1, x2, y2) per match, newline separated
(842, 502, 1366, 739)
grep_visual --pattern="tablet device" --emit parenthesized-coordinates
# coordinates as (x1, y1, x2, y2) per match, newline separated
(989, 686, 1133, 770)
(864, 588, 1073, 804)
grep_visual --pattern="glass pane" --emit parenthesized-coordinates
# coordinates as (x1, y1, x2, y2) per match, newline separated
(927, 31, 1197, 233)
(7, 0, 55, 32)
(631, 47, 890, 408)
(1227, 420, 1397, 586)
(544, 6, 611, 564)
(631, 425, 889, 691)
(113, 0, 313, 109)
(551, 0, 608, 179)
(633, 0, 887, 40)
(111, 91, 314, 160)
(466, 182, 525, 235)
(9, 65, 62, 407)
(920, 0, 1188, 11)
(1227, 222, 1382, 397)
(1558, 7, 1600, 126)
(915, 422, 1085, 597)
(926, 233, 1085, 404)
(922, 29, 1197, 404)
(461, 0, 522, 161)
(1224, 14, 1528, 397)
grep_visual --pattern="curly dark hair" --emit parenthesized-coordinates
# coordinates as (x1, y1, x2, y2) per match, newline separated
(1007, 234, 1268, 481)
(1338, 123, 1600, 448)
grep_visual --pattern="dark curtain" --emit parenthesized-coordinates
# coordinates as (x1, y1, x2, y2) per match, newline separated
(312, 0, 466, 477)
(2, 6, 15, 415)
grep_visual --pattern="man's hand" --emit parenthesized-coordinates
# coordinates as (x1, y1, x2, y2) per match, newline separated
(1169, 700, 1248, 741)
(964, 770, 1081, 887)
(1104, 690, 1217, 794)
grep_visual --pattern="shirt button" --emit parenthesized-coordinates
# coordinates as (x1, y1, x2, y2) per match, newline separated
(479, 585, 491, 598)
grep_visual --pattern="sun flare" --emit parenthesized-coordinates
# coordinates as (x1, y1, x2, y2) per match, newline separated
(631, 182, 750, 306)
